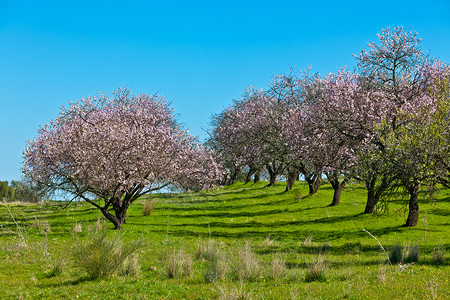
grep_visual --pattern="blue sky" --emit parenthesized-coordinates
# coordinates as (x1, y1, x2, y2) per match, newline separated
(1, 0, 449, 182)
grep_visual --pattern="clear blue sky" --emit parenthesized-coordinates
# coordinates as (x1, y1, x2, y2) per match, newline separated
(1, 0, 449, 182)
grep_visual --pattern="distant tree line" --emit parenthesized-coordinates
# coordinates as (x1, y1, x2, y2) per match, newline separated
(0, 178, 48, 202)
(208, 26, 449, 227)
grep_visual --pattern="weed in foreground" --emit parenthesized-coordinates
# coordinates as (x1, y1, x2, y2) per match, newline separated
(167, 248, 193, 278)
(201, 241, 227, 283)
(120, 254, 140, 277)
(269, 256, 286, 280)
(71, 232, 140, 279)
(305, 256, 329, 282)
(93, 218, 106, 231)
(432, 245, 445, 265)
(389, 244, 403, 264)
(377, 264, 387, 284)
(217, 283, 253, 300)
(44, 258, 66, 278)
(73, 222, 82, 233)
(231, 241, 262, 282)
(403, 244, 420, 263)
(32, 219, 51, 234)
(143, 198, 157, 216)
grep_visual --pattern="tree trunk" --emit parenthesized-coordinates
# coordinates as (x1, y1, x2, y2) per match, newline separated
(266, 164, 277, 187)
(327, 172, 349, 206)
(228, 167, 240, 185)
(330, 185, 344, 206)
(253, 169, 261, 183)
(100, 208, 123, 230)
(364, 191, 378, 214)
(405, 185, 419, 227)
(364, 175, 389, 214)
(364, 174, 378, 214)
(245, 167, 256, 184)
(305, 174, 321, 195)
(285, 170, 300, 192)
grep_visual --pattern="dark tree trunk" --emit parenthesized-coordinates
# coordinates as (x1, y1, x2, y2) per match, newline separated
(100, 208, 123, 230)
(266, 164, 277, 187)
(245, 167, 257, 184)
(364, 175, 389, 214)
(228, 167, 240, 185)
(285, 170, 300, 192)
(405, 185, 419, 227)
(305, 174, 321, 195)
(253, 169, 261, 183)
(330, 185, 344, 206)
(327, 172, 350, 207)
(98, 198, 133, 230)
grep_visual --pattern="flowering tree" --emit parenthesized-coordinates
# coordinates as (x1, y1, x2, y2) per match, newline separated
(354, 26, 448, 224)
(24, 88, 222, 230)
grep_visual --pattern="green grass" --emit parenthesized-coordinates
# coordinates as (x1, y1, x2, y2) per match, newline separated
(0, 181, 449, 299)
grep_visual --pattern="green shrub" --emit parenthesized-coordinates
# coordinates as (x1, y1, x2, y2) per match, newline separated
(202, 241, 227, 283)
(403, 244, 420, 263)
(44, 258, 66, 278)
(305, 256, 329, 282)
(432, 245, 445, 265)
(389, 244, 403, 264)
(71, 232, 140, 279)
(231, 241, 261, 282)
(167, 248, 193, 278)
(143, 199, 157, 216)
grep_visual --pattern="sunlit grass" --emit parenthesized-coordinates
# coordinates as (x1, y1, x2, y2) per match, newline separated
(0, 181, 449, 299)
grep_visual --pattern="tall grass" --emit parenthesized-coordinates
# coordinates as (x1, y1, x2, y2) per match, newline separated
(71, 232, 140, 279)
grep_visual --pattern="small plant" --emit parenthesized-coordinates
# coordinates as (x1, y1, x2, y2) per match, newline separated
(143, 198, 157, 216)
(389, 244, 403, 264)
(94, 218, 106, 231)
(231, 241, 261, 282)
(305, 256, 329, 282)
(426, 278, 439, 299)
(432, 245, 445, 265)
(262, 236, 275, 248)
(377, 264, 387, 284)
(403, 244, 420, 263)
(71, 232, 140, 279)
(217, 283, 253, 300)
(120, 254, 140, 277)
(167, 248, 193, 278)
(269, 256, 286, 279)
(44, 259, 66, 278)
(202, 241, 227, 283)
(302, 235, 312, 246)
(73, 222, 82, 233)
(32, 219, 51, 233)
(293, 189, 302, 202)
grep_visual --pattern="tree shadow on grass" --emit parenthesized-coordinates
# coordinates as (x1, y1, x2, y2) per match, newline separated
(38, 276, 92, 288)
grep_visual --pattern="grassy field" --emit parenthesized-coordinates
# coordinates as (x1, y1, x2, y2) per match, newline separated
(0, 181, 449, 299)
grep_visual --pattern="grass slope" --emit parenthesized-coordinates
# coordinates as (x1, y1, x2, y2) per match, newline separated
(0, 181, 449, 299)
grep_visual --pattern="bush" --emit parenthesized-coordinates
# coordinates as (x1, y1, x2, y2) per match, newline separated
(167, 248, 193, 278)
(269, 256, 286, 279)
(432, 245, 445, 265)
(389, 244, 403, 264)
(44, 259, 66, 278)
(403, 244, 420, 263)
(120, 254, 140, 277)
(389, 243, 420, 264)
(201, 240, 227, 283)
(305, 256, 329, 282)
(71, 232, 140, 279)
(143, 199, 157, 216)
(231, 241, 261, 282)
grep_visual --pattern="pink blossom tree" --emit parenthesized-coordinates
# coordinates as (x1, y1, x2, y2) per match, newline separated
(354, 26, 448, 224)
(23, 88, 223, 230)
